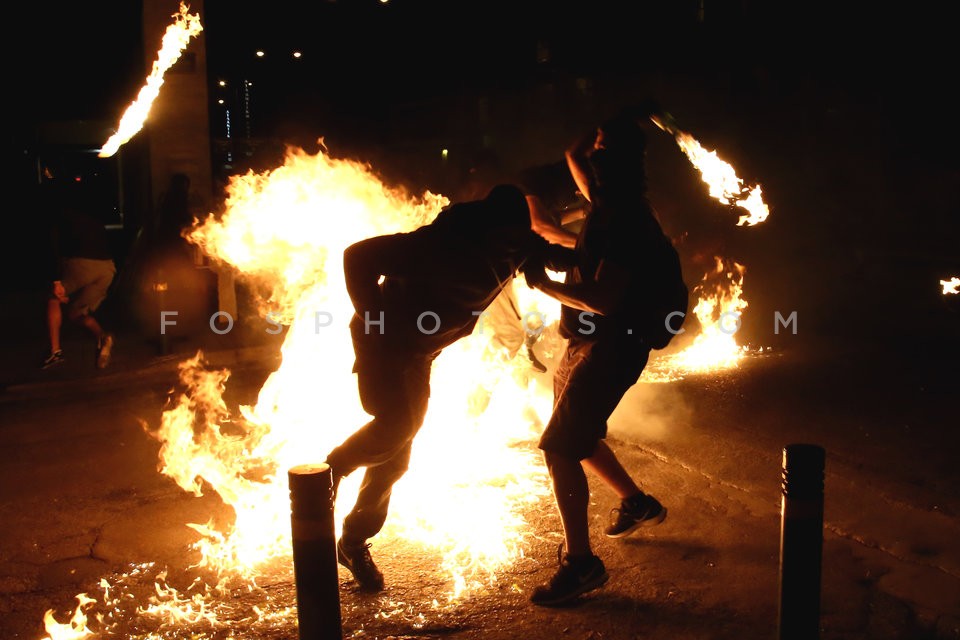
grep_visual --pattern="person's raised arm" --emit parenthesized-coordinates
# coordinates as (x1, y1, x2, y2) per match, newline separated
(342, 233, 415, 319)
(343, 238, 386, 320)
(526, 195, 578, 248)
(565, 127, 598, 203)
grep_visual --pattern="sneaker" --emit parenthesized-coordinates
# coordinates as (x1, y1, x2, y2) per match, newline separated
(42, 350, 65, 369)
(530, 544, 609, 607)
(337, 538, 385, 591)
(604, 492, 667, 538)
(96, 333, 114, 369)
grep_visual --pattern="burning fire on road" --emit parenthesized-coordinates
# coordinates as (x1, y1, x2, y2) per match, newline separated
(42, 132, 771, 637)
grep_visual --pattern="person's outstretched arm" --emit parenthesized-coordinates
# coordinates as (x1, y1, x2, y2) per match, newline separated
(526, 257, 629, 316)
(343, 237, 386, 319)
(565, 127, 598, 203)
(526, 195, 578, 248)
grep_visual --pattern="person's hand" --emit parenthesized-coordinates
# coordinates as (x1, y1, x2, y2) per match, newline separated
(52, 280, 68, 303)
(522, 264, 548, 290)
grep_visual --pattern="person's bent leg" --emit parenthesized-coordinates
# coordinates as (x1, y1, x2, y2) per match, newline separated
(75, 312, 105, 342)
(544, 450, 591, 557)
(42, 298, 66, 368)
(334, 431, 415, 591)
(325, 350, 430, 478)
(47, 298, 63, 354)
(327, 351, 431, 591)
(586, 439, 666, 537)
(341, 442, 413, 545)
(583, 440, 641, 499)
(532, 448, 609, 607)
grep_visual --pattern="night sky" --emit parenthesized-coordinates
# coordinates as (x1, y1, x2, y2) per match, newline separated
(12, 2, 958, 138)
(7, 0, 959, 343)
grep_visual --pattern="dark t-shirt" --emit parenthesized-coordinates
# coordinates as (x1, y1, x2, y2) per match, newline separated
(351, 196, 555, 357)
(559, 193, 687, 346)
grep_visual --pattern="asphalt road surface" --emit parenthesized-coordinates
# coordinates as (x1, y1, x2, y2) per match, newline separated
(1, 327, 958, 639)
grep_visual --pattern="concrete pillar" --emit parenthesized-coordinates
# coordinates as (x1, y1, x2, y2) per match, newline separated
(141, 0, 236, 321)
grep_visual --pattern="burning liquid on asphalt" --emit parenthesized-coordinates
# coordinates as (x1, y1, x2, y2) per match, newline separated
(41, 145, 762, 638)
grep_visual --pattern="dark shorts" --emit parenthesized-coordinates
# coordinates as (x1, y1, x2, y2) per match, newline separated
(60, 257, 115, 316)
(538, 336, 650, 460)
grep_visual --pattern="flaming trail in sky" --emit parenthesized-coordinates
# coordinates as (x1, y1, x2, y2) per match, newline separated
(941, 277, 960, 295)
(651, 113, 769, 226)
(98, 2, 202, 158)
(643, 112, 770, 374)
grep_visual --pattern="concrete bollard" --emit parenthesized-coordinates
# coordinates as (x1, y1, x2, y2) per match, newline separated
(289, 463, 342, 640)
(778, 444, 826, 640)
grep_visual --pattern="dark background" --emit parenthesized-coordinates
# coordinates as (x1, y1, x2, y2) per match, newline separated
(5, 0, 959, 354)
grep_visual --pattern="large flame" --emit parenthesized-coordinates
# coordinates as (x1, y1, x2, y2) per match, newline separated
(650, 113, 769, 226)
(158, 145, 553, 594)
(41, 130, 771, 633)
(643, 116, 767, 375)
(650, 257, 749, 380)
(98, 2, 203, 158)
(941, 277, 960, 295)
(674, 133, 769, 226)
(41, 144, 563, 636)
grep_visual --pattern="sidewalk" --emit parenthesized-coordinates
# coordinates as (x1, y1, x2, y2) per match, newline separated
(0, 288, 284, 397)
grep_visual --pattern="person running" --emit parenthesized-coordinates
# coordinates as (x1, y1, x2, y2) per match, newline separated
(523, 105, 689, 606)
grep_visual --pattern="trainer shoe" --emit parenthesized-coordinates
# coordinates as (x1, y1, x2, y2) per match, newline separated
(96, 333, 114, 369)
(42, 350, 65, 369)
(530, 544, 609, 607)
(604, 491, 667, 538)
(337, 538, 385, 591)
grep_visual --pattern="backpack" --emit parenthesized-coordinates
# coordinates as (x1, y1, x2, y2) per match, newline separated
(637, 234, 689, 350)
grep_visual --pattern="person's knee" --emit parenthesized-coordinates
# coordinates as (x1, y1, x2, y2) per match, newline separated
(542, 449, 569, 474)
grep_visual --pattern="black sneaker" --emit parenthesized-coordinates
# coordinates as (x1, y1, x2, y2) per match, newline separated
(530, 544, 609, 607)
(337, 538, 385, 591)
(604, 492, 667, 538)
(42, 350, 65, 369)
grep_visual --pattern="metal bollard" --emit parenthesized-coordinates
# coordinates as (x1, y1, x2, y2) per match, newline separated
(778, 444, 826, 640)
(289, 463, 342, 640)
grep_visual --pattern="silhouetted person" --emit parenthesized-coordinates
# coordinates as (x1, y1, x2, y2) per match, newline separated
(324, 184, 573, 591)
(41, 165, 116, 370)
(523, 104, 689, 606)
(457, 152, 584, 374)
